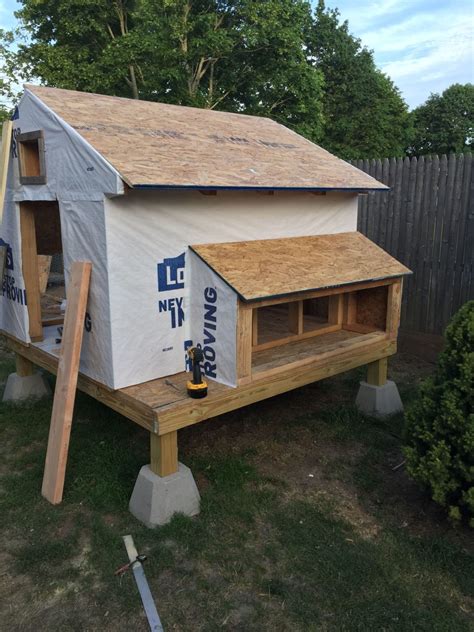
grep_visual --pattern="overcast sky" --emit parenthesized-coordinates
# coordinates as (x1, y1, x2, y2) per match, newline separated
(1, 0, 473, 110)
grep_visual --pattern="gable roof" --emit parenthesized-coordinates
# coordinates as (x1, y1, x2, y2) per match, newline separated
(191, 232, 410, 302)
(25, 85, 388, 192)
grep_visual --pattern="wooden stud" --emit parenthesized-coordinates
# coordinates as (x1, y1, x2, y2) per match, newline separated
(19, 204, 43, 342)
(252, 308, 258, 347)
(288, 300, 303, 334)
(16, 353, 34, 377)
(41, 261, 92, 504)
(366, 357, 388, 386)
(386, 279, 402, 338)
(0, 120, 13, 224)
(328, 294, 343, 324)
(237, 305, 253, 384)
(150, 431, 178, 477)
(343, 292, 357, 325)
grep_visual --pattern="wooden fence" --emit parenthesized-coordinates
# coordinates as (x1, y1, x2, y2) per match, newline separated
(352, 154, 473, 335)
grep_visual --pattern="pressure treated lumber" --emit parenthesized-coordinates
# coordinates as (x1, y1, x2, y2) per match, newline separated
(191, 232, 411, 302)
(237, 306, 252, 384)
(16, 353, 34, 377)
(157, 336, 397, 435)
(386, 279, 403, 338)
(25, 85, 387, 191)
(0, 120, 12, 224)
(366, 358, 388, 386)
(42, 261, 91, 504)
(3, 328, 396, 439)
(19, 204, 43, 342)
(150, 431, 178, 477)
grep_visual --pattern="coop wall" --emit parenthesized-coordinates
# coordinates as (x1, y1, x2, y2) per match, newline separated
(104, 189, 358, 389)
(0, 90, 123, 386)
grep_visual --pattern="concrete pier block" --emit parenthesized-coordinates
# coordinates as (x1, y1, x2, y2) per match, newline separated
(129, 463, 200, 527)
(355, 380, 403, 418)
(2, 371, 51, 402)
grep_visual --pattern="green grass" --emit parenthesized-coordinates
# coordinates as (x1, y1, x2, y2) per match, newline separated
(0, 349, 472, 631)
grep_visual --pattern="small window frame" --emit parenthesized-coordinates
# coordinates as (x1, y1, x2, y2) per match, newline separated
(17, 130, 47, 185)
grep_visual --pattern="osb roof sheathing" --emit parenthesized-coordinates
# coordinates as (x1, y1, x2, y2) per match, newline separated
(191, 232, 411, 302)
(26, 85, 388, 191)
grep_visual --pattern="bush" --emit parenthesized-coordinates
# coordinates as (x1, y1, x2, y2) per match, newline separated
(404, 301, 474, 526)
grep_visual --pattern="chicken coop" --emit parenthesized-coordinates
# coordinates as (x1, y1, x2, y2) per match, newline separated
(0, 86, 410, 525)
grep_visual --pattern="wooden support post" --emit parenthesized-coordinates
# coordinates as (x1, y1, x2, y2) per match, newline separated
(252, 308, 258, 347)
(289, 300, 303, 334)
(328, 294, 343, 324)
(386, 279, 402, 338)
(0, 120, 12, 223)
(237, 305, 253, 384)
(20, 203, 43, 342)
(41, 261, 92, 504)
(366, 357, 388, 386)
(16, 353, 34, 377)
(150, 431, 178, 477)
(343, 292, 357, 325)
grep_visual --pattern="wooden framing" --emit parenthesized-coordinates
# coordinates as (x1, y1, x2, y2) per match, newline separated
(17, 130, 47, 185)
(16, 354, 34, 377)
(4, 328, 397, 437)
(150, 431, 178, 477)
(238, 276, 403, 384)
(367, 358, 388, 386)
(0, 120, 13, 224)
(19, 203, 43, 342)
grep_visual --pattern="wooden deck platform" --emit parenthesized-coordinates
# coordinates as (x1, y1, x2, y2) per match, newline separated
(4, 328, 396, 437)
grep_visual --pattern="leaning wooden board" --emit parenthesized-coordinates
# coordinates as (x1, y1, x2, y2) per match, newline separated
(0, 121, 13, 277)
(42, 261, 92, 504)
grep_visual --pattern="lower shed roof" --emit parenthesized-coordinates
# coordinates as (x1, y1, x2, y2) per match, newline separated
(190, 232, 411, 302)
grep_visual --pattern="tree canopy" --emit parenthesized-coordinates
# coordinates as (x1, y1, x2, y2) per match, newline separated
(0, 0, 411, 158)
(408, 84, 474, 156)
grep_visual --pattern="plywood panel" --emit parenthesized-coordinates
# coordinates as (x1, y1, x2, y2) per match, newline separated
(191, 232, 411, 302)
(26, 85, 387, 191)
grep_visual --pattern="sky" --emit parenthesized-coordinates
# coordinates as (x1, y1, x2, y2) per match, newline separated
(1, 0, 473, 110)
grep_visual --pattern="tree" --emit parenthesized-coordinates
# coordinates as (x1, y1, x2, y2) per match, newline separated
(408, 84, 474, 156)
(2, 0, 325, 141)
(308, 1, 410, 159)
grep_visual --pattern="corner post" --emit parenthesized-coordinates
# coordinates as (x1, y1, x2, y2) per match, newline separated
(366, 357, 388, 386)
(150, 431, 178, 477)
(16, 353, 34, 377)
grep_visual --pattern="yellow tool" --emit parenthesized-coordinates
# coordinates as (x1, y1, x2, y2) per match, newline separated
(186, 347, 208, 399)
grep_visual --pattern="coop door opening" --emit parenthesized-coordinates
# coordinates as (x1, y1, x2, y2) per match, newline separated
(19, 201, 64, 342)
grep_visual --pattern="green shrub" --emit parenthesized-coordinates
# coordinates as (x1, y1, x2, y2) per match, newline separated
(404, 300, 474, 526)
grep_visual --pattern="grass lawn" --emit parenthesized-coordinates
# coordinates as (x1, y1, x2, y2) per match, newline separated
(0, 342, 472, 631)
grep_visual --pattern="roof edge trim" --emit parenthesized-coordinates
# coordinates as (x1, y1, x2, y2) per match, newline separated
(134, 184, 389, 192)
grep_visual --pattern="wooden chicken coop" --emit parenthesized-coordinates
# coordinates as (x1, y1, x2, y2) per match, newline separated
(0, 85, 411, 525)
